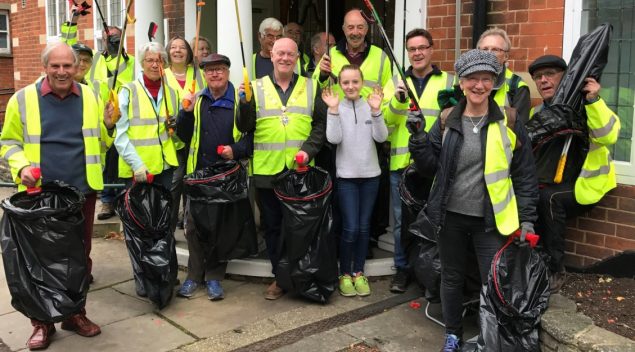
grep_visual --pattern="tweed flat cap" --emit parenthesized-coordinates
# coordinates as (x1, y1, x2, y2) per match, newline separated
(199, 53, 231, 69)
(454, 49, 502, 78)
(528, 55, 567, 76)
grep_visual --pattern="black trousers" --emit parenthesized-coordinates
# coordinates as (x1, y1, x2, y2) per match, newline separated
(437, 211, 505, 336)
(537, 183, 594, 273)
(257, 188, 284, 274)
(184, 204, 228, 282)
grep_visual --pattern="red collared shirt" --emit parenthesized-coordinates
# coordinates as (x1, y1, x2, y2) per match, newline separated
(40, 77, 81, 100)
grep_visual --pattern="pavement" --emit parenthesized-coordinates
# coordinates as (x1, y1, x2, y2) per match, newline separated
(0, 187, 477, 352)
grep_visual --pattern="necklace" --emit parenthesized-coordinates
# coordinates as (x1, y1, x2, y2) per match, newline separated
(467, 113, 487, 134)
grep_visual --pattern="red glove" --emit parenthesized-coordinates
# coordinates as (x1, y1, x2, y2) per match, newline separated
(295, 151, 309, 165)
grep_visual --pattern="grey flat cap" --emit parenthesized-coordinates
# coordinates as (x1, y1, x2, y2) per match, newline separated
(454, 49, 502, 78)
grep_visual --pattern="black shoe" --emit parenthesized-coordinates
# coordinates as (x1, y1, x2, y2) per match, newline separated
(97, 203, 115, 220)
(390, 268, 410, 293)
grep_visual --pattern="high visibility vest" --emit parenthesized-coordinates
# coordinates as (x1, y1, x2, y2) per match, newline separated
(88, 52, 136, 90)
(60, 22, 78, 44)
(530, 100, 620, 204)
(483, 115, 520, 235)
(187, 91, 242, 174)
(252, 75, 315, 175)
(164, 65, 206, 96)
(118, 80, 179, 177)
(0, 83, 107, 191)
(314, 45, 392, 99)
(382, 71, 455, 170)
(493, 68, 527, 111)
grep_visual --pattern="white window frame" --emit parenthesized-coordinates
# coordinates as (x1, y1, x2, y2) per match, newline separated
(564, 0, 635, 185)
(92, 0, 126, 52)
(0, 10, 10, 54)
(44, 0, 69, 39)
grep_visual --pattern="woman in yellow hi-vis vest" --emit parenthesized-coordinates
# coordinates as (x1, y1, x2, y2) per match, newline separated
(112, 42, 180, 298)
(408, 50, 538, 351)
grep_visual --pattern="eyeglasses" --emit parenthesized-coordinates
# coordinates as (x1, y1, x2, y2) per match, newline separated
(274, 51, 298, 58)
(464, 76, 494, 85)
(264, 33, 283, 41)
(481, 47, 508, 54)
(204, 66, 227, 74)
(532, 69, 563, 81)
(406, 44, 432, 54)
(143, 58, 162, 66)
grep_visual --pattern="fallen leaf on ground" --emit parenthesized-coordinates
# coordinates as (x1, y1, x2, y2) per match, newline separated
(616, 296, 625, 302)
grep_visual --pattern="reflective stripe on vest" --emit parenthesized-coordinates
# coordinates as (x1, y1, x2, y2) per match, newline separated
(483, 118, 519, 235)
(118, 81, 178, 177)
(252, 76, 315, 175)
(386, 72, 455, 170)
(8, 83, 104, 191)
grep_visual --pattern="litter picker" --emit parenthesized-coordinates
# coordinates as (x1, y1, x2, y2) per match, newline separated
(553, 135, 572, 184)
(93, 0, 110, 36)
(361, 0, 421, 113)
(233, 0, 252, 102)
(183, 1, 205, 109)
(109, 0, 135, 123)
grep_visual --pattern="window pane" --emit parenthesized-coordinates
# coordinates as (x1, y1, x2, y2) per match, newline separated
(57, 1, 66, 35)
(47, 0, 57, 35)
(583, 0, 635, 163)
(0, 33, 6, 49)
(110, 0, 122, 28)
(0, 14, 7, 31)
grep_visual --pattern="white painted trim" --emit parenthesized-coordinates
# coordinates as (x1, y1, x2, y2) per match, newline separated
(562, 0, 582, 62)
(393, 0, 427, 70)
(183, 0, 196, 43)
(0, 10, 10, 54)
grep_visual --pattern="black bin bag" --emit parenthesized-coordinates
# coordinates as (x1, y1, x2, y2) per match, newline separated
(183, 160, 257, 261)
(0, 182, 88, 322)
(273, 166, 338, 303)
(475, 233, 550, 352)
(526, 23, 612, 147)
(115, 182, 177, 309)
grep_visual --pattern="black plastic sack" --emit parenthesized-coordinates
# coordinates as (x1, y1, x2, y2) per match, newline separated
(183, 160, 257, 261)
(115, 182, 177, 309)
(273, 166, 337, 303)
(0, 182, 88, 322)
(475, 233, 550, 352)
(526, 23, 612, 146)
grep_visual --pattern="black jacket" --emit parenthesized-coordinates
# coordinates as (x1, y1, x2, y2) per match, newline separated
(409, 97, 538, 235)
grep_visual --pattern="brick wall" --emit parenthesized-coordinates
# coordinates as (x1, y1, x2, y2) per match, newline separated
(427, 0, 564, 93)
(564, 185, 635, 268)
(0, 55, 14, 125)
(163, 0, 184, 40)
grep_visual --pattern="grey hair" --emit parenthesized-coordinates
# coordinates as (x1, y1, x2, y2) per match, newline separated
(41, 41, 79, 66)
(138, 41, 168, 64)
(310, 32, 325, 52)
(259, 17, 283, 36)
(477, 28, 511, 52)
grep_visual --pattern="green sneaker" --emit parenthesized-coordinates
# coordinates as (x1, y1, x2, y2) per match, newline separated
(339, 274, 356, 297)
(353, 272, 371, 296)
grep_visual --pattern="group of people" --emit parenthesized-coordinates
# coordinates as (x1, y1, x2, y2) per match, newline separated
(0, 6, 620, 352)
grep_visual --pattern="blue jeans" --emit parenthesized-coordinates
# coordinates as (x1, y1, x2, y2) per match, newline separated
(390, 170, 407, 269)
(337, 177, 380, 275)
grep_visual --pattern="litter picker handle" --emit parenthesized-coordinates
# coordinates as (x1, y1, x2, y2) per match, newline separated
(553, 135, 572, 184)
(26, 168, 42, 196)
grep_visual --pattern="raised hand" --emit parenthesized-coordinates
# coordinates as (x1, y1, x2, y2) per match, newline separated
(367, 85, 384, 113)
(321, 87, 340, 112)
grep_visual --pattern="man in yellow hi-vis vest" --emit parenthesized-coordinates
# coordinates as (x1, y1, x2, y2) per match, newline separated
(382, 28, 455, 294)
(477, 28, 531, 124)
(1, 42, 112, 350)
(238, 38, 327, 300)
(528, 55, 620, 292)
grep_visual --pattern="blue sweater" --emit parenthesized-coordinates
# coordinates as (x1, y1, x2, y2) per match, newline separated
(176, 83, 253, 171)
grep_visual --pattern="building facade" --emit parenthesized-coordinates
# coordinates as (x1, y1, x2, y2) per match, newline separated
(1, 0, 633, 268)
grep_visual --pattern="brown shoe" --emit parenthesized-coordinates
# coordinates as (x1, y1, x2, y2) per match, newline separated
(27, 321, 56, 350)
(97, 202, 115, 220)
(264, 281, 284, 300)
(61, 313, 101, 337)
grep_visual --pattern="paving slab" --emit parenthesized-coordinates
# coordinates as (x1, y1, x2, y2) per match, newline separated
(0, 310, 74, 351)
(42, 313, 195, 352)
(89, 238, 135, 290)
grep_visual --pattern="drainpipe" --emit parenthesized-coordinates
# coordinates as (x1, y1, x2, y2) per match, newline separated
(455, 0, 461, 59)
(472, 0, 488, 48)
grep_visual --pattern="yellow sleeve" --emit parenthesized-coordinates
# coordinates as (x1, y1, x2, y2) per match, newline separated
(0, 94, 31, 184)
(585, 98, 620, 146)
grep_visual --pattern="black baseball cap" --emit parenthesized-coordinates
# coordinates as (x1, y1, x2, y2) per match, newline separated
(528, 55, 567, 76)
(72, 43, 94, 57)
